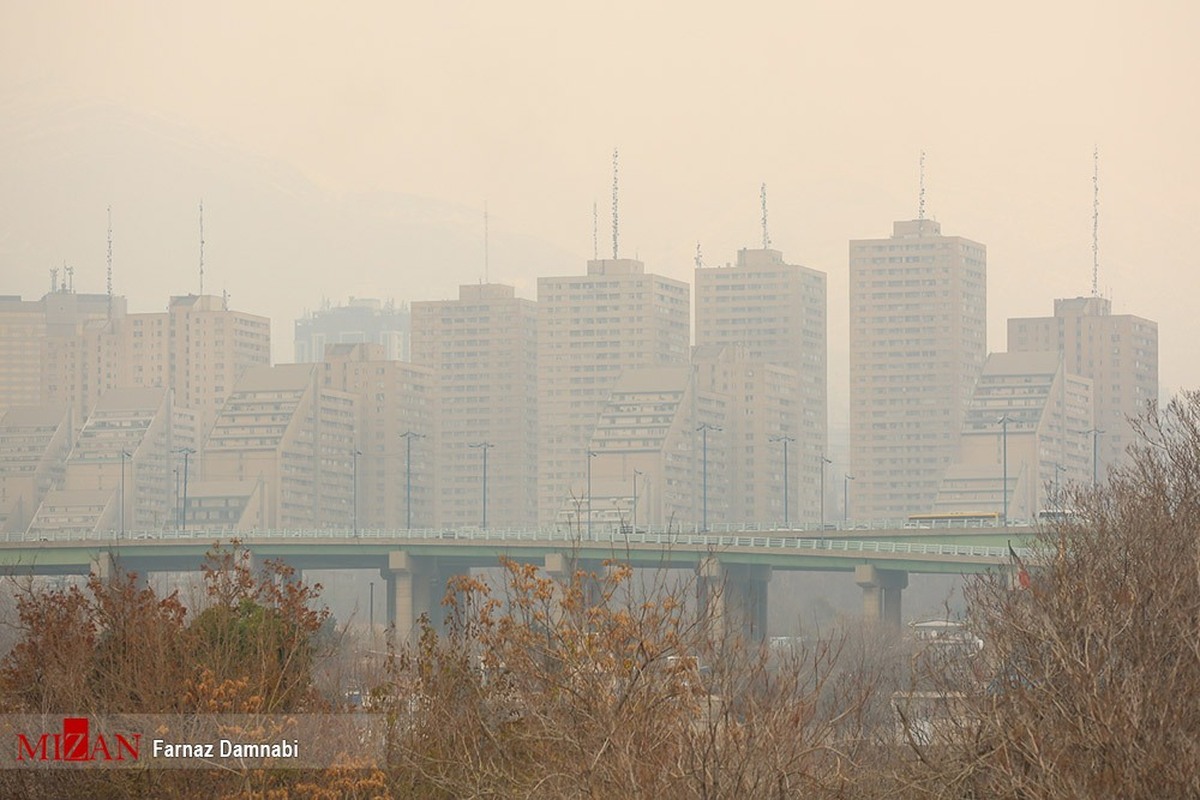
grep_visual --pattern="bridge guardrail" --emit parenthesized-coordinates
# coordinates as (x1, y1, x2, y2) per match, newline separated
(3, 525, 1034, 561)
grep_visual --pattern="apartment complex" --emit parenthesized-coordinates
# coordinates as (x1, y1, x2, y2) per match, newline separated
(849, 219, 987, 520)
(201, 364, 356, 530)
(537, 259, 690, 524)
(27, 387, 175, 537)
(1008, 296, 1157, 478)
(934, 352, 1094, 519)
(296, 297, 411, 363)
(695, 247, 826, 523)
(0, 404, 74, 534)
(412, 284, 537, 528)
(322, 342, 437, 529)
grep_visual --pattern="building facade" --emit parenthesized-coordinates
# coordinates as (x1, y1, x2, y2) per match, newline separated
(537, 260, 690, 525)
(849, 220, 987, 520)
(1008, 295, 1158, 479)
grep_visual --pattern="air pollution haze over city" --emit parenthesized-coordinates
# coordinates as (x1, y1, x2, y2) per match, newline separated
(1, 1, 1197, 401)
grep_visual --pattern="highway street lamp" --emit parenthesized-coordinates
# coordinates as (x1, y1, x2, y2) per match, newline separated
(844, 474, 855, 524)
(1087, 428, 1104, 488)
(770, 434, 795, 528)
(400, 431, 425, 530)
(998, 415, 1012, 526)
(470, 442, 494, 529)
(697, 423, 721, 531)
(819, 455, 832, 529)
(632, 468, 643, 532)
(1053, 462, 1067, 513)
(119, 449, 131, 538)
(352, 449, 362, 536)
(586, 449, 598, 539)
(173, 447, 195, 533)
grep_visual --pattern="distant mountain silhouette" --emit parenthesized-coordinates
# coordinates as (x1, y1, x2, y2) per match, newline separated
(0, 93, 575, 361)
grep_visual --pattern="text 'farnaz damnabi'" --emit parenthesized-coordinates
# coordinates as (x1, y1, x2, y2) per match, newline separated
(151, 738, 300, 759)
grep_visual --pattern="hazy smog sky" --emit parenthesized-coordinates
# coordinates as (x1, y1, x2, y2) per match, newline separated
(2, 1, 1198, 420)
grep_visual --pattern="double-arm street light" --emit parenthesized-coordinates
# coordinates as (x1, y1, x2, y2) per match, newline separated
(400, 431, 425, 529)
(697, 423, 721, 531)
(769, 434, 795, 528)
(470, 442, 494, 529)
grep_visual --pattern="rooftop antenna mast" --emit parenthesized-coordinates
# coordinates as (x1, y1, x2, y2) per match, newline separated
(50, 267, 58, 294)
(761, 182, 771, 249)
(65, 263, 74, 293)
(198, 201, 205, 296)
(106, 206, 113, 319)
(611, 148, 619, 260)
(592, 200, 598, 260)
(918, 150, 926, 225)
(484, 201, 490, 284)
(1092, 146, 1100, 297)
(695, 241, 703, 268)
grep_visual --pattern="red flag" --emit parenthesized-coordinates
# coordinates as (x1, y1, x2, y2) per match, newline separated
(1008, 542, 1031, 589)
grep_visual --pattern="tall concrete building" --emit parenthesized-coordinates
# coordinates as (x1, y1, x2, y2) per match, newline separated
(537, 259, 690, 525)
(412, 284, 537, 528)
(849, 219, 987, 520)
(0, 291, 125, 421)
(201, 364, 356, 530)
(322, 342, 437, 529)
(934, 352, 1093, 519)
(123, 294, 272, 443)
(1008, 296, 1158, 479)
(695, 248, 827, 524)
(295, 297, 411, 363)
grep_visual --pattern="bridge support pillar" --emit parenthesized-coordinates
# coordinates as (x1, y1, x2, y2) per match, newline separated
(855, 565, 907, 629)
(89, 551, 147, 589)
(697, 557, 771, 642)
(385, 551, 437, 647)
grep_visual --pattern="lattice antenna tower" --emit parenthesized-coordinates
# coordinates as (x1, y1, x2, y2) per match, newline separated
(1092, 146, 1100, 297)
(918, 150, 926, 223)
(484, 201, 490, 284)
(761, 182, 771, 249)
(611, 148, 619, 260)
(65, 264, 74, 293)
(106, 206, 113, 319)
(592, 200, 598, 260)
(695, 242, 703, 268)
(50, 267, 58, 293)
(199, 201, 205, 296)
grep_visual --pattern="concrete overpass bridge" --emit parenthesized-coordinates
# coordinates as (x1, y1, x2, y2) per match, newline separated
(0, 522, 1038, 641)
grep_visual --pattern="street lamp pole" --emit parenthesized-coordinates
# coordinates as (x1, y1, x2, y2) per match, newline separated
(400, 431, 425, 530)
(119, 449, 131, 538)
(820, 455, 832, 529)
(586, 449, 598, 539)
(998, 415, 1012, 526)
(1087, 428, 1104, 488)
(632, 468, 643, 532)
(1054, 462, 1067, 513)
(770, 435, 794, 528)
(697, 423, 721, 532)
(171, 447, 195, 533)
(352, 449, 362, 536)
(470, 442, 494, 529)
(844, 474, 855, 524)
